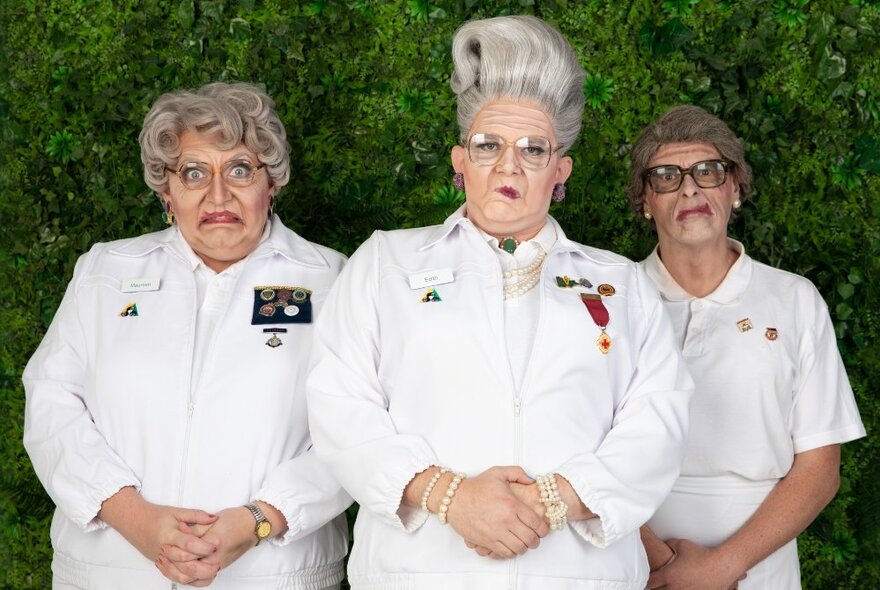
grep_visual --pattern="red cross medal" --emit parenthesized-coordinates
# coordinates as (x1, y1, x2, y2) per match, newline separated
(581, 293, 611, 354)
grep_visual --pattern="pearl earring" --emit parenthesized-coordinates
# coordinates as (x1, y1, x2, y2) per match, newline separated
(644, 210, 652, 220)
(733, 199, 742, 210)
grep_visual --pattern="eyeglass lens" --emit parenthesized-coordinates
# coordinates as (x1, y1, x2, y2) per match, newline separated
(177, 159, 261, 190)
(647, 160, 728, 193)
(468, 133, 553, 169)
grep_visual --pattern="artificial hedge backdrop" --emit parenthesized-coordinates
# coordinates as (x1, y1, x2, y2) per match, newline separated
(1, 0, 878, 587)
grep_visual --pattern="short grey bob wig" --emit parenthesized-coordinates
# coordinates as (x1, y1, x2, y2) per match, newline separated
(450, 15, 585, 154)
(139, 82, 290, 198)
(627, 105, 753, 221)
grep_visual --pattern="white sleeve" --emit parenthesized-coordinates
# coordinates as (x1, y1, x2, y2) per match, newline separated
(22, 248, 141, 531)
(307, 233, 436, 531)
(255, 447, 353, 546)
(557, 267, 694, 547)
(790, 283, 865, 453)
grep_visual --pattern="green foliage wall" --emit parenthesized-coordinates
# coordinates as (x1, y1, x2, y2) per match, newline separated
(2, 0, 879, 587)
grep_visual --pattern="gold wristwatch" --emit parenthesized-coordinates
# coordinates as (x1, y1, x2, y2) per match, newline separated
(244, 502, 272, 545)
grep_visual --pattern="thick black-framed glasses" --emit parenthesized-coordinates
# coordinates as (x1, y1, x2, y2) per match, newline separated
(166, 159, 266, 190)
(644, 159, 731, 193)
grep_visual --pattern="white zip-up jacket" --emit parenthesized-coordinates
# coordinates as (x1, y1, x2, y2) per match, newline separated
(307, 209, 694, 589)
(23, 217, 351, 590)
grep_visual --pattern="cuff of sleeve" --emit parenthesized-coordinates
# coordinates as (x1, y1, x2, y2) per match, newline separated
(252, 496, 297, 546)
(388, 457, 436, 532)
(569, 518, 608, 548)
(556, 463, 616, 548)
(82, 481, 142, 533)
(793, 424, 867, 454)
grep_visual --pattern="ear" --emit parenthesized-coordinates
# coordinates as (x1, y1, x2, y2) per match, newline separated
(451, 145, 467, 173)
(556, 155, 573, 184)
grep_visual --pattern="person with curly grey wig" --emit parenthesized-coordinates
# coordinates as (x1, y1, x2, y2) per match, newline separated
(23, 82, 351, 589)
(307, 16, 693, 588)
(630, 105, 864, 589)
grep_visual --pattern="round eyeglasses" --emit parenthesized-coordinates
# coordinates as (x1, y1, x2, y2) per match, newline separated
(645, 159, 731, 193)
(167, 159, 266, 191)
(466, 133, 561, 170)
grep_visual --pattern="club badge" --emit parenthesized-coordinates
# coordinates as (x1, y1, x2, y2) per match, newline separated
(421, 289, 442, 302)
(252, 286, 312, 324)
(765, 327, 778, 341)
(119, 303, 139, 317)
(736, 318, 753, 333)
(555, 276, 593, 289)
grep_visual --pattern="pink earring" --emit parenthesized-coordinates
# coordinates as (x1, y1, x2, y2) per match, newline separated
(552, 183, 566, 202)
(162, 201, 175, 225)
(453, 173, 464, 191)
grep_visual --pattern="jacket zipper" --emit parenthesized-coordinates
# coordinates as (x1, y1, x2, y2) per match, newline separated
(175, 276, 199, 508)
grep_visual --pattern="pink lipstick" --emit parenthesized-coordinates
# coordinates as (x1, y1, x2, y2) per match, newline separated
(200, 211, 242, 224)
(496, 186, 520, 199)
(676, 204, 711, 221)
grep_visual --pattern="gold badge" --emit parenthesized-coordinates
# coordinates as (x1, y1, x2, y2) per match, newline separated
(765, 327, 778, 341)
(597, 284, 615, 296)
(736, 318, 753, 332)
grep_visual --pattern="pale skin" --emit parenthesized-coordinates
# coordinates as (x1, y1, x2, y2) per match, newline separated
(400, 99, 596, 560)
(103, 132, 289, 586)
(640, 143, 843, 589)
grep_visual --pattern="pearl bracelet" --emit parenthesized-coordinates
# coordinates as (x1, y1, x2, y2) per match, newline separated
(437, 472, 466, 524)
(536, 473, 568, 531)
(421, 467, 448, 512)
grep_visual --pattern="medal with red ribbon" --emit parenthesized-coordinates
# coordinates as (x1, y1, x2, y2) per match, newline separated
(581, 293, 611, 354)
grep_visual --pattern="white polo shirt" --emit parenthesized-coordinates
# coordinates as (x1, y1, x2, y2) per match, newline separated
(641, 239, 865, 587)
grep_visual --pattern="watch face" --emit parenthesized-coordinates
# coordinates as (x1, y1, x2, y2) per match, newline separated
(256, 520, 272, 539)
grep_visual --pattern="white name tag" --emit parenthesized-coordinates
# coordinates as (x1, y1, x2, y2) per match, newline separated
(408, 268, 454, 290)
(121, 278, 161, 293)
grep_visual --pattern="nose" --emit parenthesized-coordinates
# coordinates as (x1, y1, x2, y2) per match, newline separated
(206, 174, 231, 205)
(679, 172, 700, 196)
(495, 144, 521, 175)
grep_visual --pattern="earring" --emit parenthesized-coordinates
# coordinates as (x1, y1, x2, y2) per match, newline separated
(162, 201, 175, 225)
(551, 183, 566, 203)
(453, 173, 464, 191)
(644, 210, 652, 220)
(733, 198, 742, 211)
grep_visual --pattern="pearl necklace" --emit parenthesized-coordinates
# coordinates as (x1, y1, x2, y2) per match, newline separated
(502, 249, 547, 300)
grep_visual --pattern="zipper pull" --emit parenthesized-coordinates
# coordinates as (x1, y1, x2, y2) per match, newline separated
(187, 401, 195, 417)
(514, 398, 522, 415)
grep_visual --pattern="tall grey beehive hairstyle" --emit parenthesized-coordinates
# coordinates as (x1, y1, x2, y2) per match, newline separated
(450, 15, 585, 154)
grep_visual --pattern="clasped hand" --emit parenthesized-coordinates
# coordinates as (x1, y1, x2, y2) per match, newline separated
(154, 506, 259, 587)
(441, 466, 549, 559)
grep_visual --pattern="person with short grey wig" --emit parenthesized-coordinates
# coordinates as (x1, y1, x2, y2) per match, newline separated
(140, 82, 291, 198)
(630, 105, 864, 589)
(23, 81, 351, 589)
(626, 105, 752, 223)
(308, 15, 693, 589)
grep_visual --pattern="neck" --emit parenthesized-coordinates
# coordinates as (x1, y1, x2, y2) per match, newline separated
(656, 236, 739, 298)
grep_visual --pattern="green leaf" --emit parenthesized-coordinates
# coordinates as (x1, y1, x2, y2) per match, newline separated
(818, 50, 847, 81)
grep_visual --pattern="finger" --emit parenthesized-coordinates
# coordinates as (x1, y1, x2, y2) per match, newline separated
(176, 508, 218, 526)
(179, 521, 213, 538)
(464, 540, 476, 549)
(495, 465, 534, 484)
(647, 570, 666, 589)
(170, 528, 218, 558)
(509, 520, 541, 550)
(170, 556, 221, 581)
(155, 555, 196, 584)
(475, 545, 492, 557)
(160, 544, 202, 562)
(517, 507, 549, 538)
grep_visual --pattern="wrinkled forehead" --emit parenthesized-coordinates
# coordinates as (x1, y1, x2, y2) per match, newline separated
(469, 99, 556, 142)
(649, 142, 721, 168)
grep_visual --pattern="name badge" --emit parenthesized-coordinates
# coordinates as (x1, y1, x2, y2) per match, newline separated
(121, 278, 160, 293)
(408, 268, 454, 290)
